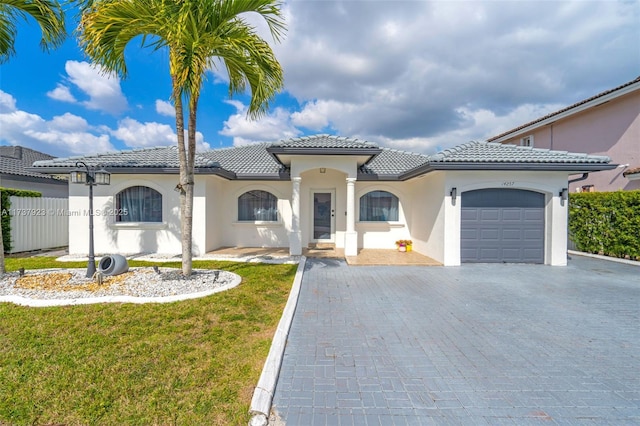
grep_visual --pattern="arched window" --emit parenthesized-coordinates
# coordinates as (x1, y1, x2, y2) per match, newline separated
(359, 190, 399, 221)
(115, 186, 162, 222)
(238, 190, 278, 221)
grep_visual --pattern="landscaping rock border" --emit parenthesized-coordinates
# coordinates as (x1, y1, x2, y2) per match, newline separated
(0, 267, 242, 307)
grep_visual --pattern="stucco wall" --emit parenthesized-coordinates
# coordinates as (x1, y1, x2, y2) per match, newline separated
(217, 180, 292, 248)
(499, 90, 640, 192)
(204, 176, 224, 251)
(69, 174, 184, 256)
(355, 181, 411, 249)
(406, 172, 447, 263)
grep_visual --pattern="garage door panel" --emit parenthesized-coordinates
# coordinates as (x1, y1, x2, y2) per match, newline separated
(480, 229, 500, 240)
(523, 229, 544, 240)
(480, 209, 500, 221)
(502, 209, 523, 221)
(461, 189, 545, 264)
(460, 229, 478, 240)
(502, 229, 522, 240)
(501, 249, 523, 262)
(479, 248, 500, 261)
(461, 209, 479, 221)
(460, 248, 478, 260)
(524, 209, 544, 221)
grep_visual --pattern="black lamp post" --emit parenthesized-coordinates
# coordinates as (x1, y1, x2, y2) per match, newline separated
(70, 161, 111, 277)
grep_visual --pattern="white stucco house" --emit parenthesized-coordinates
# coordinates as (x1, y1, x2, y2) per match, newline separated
(30, 135, 614, 265)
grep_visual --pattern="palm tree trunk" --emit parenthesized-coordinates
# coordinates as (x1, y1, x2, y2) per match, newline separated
(182, 93, 199, 276)
(173, 81, 192, 276)
(0, 190, 5, 275)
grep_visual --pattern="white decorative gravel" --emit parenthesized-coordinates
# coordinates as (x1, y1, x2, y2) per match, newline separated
(0, 267, 241, 307)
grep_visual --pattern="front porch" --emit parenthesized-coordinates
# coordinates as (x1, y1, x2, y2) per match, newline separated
(205, 247, 441, 266)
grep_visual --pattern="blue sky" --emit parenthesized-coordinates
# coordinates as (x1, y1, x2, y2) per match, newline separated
(0, 0, 638, 158)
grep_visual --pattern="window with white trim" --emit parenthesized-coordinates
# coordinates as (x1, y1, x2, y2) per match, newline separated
(238, 190, 278, 221)
(521, 135, 534, 147)
(359, 190, 399, 221)
(115, 186, 162, 222)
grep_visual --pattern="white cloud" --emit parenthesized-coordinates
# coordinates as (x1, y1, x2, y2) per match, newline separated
(291, 100, 330, 131)
(0, 105, 114, 157)
(63, 60, 128, 115)
(220, 100, 301, 146)
(112, 117, 210, 151)
(0, 89, 213, 157)
(155, 99, 175, 117)
(47, 84, 76, 103)
(49, 113, 91, 132)
(112, 118, 176, 147)
(0, 90, 17, 113)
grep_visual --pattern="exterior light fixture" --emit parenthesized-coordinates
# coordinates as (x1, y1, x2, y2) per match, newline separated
(559, 188, 568, 201)
(94, 167, 111, 185)
(70, 168, 87, 184)
(70, 161, 111, 278)
(450, 187, 457, 204)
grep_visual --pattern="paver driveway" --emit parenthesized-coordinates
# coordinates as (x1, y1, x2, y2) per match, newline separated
(272, 255, 639, 425)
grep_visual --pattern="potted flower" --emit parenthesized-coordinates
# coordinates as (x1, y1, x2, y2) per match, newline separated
(405, 240, 413, 252)
(395, 240, 413, 252)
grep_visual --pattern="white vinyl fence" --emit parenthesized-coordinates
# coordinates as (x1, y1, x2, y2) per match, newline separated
(8, 196, 69, 253)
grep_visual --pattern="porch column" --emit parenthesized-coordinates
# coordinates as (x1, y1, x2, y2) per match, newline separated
(289, 176, 302, 255)
(345, 177, 358, 256)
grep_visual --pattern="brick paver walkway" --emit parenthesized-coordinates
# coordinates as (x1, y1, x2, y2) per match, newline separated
(272, 256, 640, 425)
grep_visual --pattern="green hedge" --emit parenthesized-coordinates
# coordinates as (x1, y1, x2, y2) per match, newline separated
(1, 187, 42, 253)
(569, 190, 640, 260)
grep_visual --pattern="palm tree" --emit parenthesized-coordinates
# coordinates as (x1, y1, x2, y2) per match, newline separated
(0, 0, 65, 274)
(79, 0, 285, 276)
(0, 0, 66, 63)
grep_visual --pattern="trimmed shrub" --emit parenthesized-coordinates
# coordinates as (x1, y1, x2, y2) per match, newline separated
(569, 190, 640, 260)
(1, 188, 42, 253)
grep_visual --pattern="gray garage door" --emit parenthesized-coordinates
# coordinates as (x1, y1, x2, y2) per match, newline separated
(461, 189, 545, 263)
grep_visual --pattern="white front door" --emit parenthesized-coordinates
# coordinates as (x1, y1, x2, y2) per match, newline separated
(312, 189, 335, 243)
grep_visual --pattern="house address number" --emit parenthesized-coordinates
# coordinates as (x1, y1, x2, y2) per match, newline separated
(502, 181, 515, 186)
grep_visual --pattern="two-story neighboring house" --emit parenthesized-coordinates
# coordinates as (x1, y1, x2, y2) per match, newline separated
(488, 76, 640, 192)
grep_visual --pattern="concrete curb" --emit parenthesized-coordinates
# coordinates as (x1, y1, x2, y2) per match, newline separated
(0, 273, 242, 307)
(249, 256, 307, 426)
(568, 250, 640, 266)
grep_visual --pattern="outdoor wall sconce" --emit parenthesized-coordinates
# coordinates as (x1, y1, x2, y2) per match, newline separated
(450, 187, 457, 204)
(70, 161, 111, 278)
(320, 168, 326, 173)
(559, 188, 568, 201)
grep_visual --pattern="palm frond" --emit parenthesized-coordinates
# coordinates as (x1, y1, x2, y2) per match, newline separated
(0, 0, 66, 62)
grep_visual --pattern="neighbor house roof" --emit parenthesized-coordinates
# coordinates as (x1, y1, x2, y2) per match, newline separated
(30, 135, 614, 181)
(488, 76, 640, 142)
(0, 145, 64, 180)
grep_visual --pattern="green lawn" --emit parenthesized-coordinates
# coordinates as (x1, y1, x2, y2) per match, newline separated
(0, 258, 297, 425)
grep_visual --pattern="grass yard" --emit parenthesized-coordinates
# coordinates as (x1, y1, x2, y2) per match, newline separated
(0, 257, 297, 425)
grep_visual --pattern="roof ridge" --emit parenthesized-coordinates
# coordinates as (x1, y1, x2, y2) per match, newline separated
(432, 140, 480, 160)
(274, 134, 379, 147)
(378, 146, 429, 159)
(40, 146, 177, 164)
(203, 142, 273, 154)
